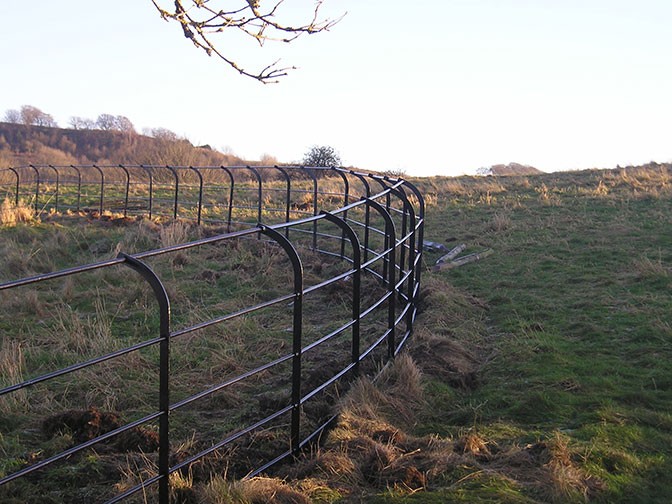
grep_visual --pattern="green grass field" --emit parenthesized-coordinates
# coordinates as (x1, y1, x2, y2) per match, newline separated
(1, 164, 670, 503)
(402, 166, 672, 503)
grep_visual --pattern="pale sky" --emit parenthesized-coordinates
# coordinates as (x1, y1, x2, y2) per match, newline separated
(1, 0, 671, 176)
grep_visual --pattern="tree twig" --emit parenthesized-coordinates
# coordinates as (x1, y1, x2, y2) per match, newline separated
(150, 0, 344, 82)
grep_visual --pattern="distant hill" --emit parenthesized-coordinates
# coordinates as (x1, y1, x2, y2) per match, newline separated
(479, 162, 543, 176)
(0, 122, 246, 167)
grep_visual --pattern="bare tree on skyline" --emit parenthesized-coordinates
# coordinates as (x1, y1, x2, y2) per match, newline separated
(15, 105, 58, 127)
(303, 145, 340, 167)
(149, 0, 342, 82)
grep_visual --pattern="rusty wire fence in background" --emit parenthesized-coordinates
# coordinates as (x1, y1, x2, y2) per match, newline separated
(0, 165, 424, 503)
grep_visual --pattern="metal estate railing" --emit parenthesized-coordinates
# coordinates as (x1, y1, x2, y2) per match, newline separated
(0, 165, 424, 503)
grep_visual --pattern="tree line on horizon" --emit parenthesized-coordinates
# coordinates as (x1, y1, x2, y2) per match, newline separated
(3, 104, 187, 141)
(0, 106, 347, 172)
(0, 106, 244, 168)
(1, 104, 351, 172)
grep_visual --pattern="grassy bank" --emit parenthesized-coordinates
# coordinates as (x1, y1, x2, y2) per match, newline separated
(406, 166, 672, 502)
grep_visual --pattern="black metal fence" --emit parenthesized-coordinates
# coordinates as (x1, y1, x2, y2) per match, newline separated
(0, 165, 424, 503)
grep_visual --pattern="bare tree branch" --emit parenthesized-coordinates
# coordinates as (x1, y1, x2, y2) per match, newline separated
(150, 0, 343, 82)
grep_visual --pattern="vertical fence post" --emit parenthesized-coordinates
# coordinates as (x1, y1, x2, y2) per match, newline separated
(29, 164, 40, 212)
(373, 176, 392, 213)
(320, 212, 362, 374)
(400, 180, 425, 312)
(70, 165, 82, 212)
(8, 167, 19, 206)
(259, 225, 303, 453)
(349, 172, 371, 261)
(274, 166, 291, 238)
(391, 183, 409, 289)
(220, 167, 234, 232)
(298, 167, 319, 250)
(165, 166, 179, 220)
(389, 187, 416, 351)
(49, 165, 60, 212)
(117, 253, 171, 503)
(331, 168, 350, 259)
(188, 166, 204, 225)
(245, 166, 263, 225)
(370, 177, 392, 284)
(92, 165, 105, 215)
(364, 199, 396, 359)
(119, 165, 131, 217)
(140, 166, 154, 219)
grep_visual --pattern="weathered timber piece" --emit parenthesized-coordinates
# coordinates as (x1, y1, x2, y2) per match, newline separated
(433, 248, 494, 271)
(435, 243, 467, 265)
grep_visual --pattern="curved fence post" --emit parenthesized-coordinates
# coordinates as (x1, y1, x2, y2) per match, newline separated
(188, 166, 204, 224)
(220, 166, 235, 232)
(331, 168, 350, 259)
(165, 166, 179, 220)
(8, 167, 19, 206)
(370, 175, 391, 212)
(367, 181, 393, 286)
(388, 186, 417, 351)
(299, 166, 319, 250)
(245, 166, 263, 225)
(140, 165, 154, 219)
(70, 165, 82, 212)
(118, 165, 131, 217)
(48, 165, 60, 212)
(320, 211, 362, 375)
(274, 165, 291, 237)
(29, 164, 40, 212)
(117, 252, 171, 503)
(363, 198, 397, 359)
(348, 171, 372, 261)
(400, 179, 425, 306)
(92, 165, 105, 214)
(387, 184, 413, 290)
(259, 225, 303, 454)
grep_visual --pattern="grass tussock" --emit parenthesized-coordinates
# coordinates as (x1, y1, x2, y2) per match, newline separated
(159, 219, 198, 248)
(288, 354, 456, 496)
(198, 475, 311, 504)
(0, 198, 34, 226)
(631, 253, 670, 279)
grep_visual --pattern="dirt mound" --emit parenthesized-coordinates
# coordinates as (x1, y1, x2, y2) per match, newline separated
(42, 407, 159, 452)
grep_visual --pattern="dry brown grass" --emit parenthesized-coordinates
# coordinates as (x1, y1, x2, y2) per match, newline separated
(50, 296, 115, 355)
(488, 211, 512, 233)
(159, 220, 195, 248)
(0, 339, 28, 413)
(199, 475, 311, 504)
(417, 177, 508, 202)
(0, 198, 34, 226)
(284, 353, 458, 497)
(543, 432, 595, 502)
(603, 164, 671, 192)
(631, 253, 670, 279)
(114, 451, 159, 501)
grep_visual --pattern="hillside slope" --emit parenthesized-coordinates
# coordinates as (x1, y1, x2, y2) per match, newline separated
(0, 122, 246, 167)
